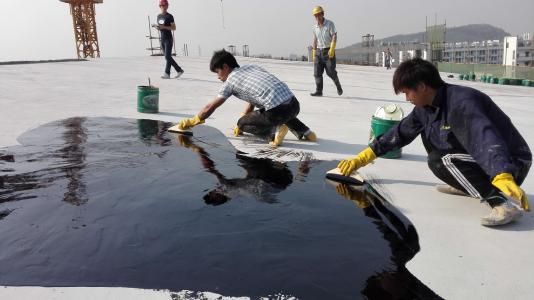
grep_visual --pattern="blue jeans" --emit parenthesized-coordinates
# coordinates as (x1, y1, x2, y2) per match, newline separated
(314, 48, 342, 93)
(161, 38, 183, 75)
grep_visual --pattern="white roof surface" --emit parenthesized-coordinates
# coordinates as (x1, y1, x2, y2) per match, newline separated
(1, 56, 533, 300)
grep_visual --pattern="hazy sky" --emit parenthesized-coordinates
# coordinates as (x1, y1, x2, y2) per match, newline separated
(0, 0, 533, 61)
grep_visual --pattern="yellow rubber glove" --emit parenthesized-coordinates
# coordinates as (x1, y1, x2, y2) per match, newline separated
(336, 184, 370, 209)
(233, 112, 247, 136)
(178, 114, 204, 130)
(492, 173, 530, 211)
(233, 126, 243, 137)
(312, 48, 316, 62)
(328, 41, 336, 59)
(337, 147, 376, 176)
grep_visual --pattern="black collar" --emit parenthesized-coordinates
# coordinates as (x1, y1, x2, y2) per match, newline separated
(429, 85, 448, 108)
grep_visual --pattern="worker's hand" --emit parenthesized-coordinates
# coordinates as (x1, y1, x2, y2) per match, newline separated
(492, 173, 530, 211)
(233, 126, 243, 137)
(312, 49, 317, 62)
(178, 114, 204, 130)
(328, 41, 336, 59)
(336, 184, 370, 209)
(337, 147, 377, 176)
(328, 48, 335, 59)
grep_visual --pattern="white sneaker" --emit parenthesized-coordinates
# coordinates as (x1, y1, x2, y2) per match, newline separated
(481, 202, 522, 226)
(175, 71, 184, 79)
(436, 184, 469, 196)
(161, 73, 171, 79)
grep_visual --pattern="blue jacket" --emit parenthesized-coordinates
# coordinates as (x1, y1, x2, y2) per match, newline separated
(370, 84, 532, 178)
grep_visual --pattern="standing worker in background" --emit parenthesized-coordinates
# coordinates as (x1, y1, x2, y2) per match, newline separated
(154, 0, 184, 79)
(337, 58, 531, 227)
(310, 6, 343, 97)
(177, 50, 317, 147)
(384, 48, 392, 70)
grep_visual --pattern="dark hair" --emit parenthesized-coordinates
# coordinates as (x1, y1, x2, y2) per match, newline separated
(209, 49, 240, 72)
(392, 58, 445, 94)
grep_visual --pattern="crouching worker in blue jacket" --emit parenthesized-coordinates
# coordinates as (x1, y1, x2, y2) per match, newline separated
(337, 58, 531, 226)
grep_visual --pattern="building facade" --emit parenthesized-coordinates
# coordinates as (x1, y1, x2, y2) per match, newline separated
(442, 32, 533, 66)
(442, 40, 503, 64)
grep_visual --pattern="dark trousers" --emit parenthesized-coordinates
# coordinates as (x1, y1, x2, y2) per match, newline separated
(314, 48, 342, 93)
(161, 38, 183, 75)
(237, 97, 310, 140)
(427, 151, 530, 206)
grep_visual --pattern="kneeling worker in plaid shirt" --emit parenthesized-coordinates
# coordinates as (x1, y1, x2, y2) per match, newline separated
(179, 49, 317, 147)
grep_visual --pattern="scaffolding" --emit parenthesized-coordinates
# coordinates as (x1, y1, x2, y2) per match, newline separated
(362, 34, 375, 65)
(60, 0, 103, 59)
(426, 20, 447, 64)
(242, 45, 250, 57)
(146, 15, 177, 57)
(228, 45, 236, 55)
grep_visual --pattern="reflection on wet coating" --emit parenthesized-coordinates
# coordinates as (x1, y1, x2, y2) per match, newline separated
(0, 117, 440, 299)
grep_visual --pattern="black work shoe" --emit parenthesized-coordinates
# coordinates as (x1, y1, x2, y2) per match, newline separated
(337, 88, 343, 96)
(310, 91, 323, 97)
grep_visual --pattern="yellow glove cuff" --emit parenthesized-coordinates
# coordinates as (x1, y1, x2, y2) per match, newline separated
(330, 41, 336, 50)
(193, 114, 205, 125)
(492, 173, 513, 184)
(359, 147, 377, 166)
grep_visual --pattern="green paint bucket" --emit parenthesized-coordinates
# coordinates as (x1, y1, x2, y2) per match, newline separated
(137, 85, 159, 113)
(369, 104, 404, 159)
(509, 79, 521, 86)
(498, 78, 510, 85)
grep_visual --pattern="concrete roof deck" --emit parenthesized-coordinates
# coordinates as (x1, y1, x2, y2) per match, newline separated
(1, 56, 534, 299)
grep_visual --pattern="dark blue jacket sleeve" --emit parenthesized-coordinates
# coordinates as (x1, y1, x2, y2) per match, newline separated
(370, 110, 425, 157)
(449, 96, 516, 178)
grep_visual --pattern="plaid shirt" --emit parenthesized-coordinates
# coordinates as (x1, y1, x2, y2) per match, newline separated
(218, 65, 294, 111)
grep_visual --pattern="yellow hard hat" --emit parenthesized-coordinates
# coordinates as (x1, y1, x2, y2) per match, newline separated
(312, 6, 324, 15)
